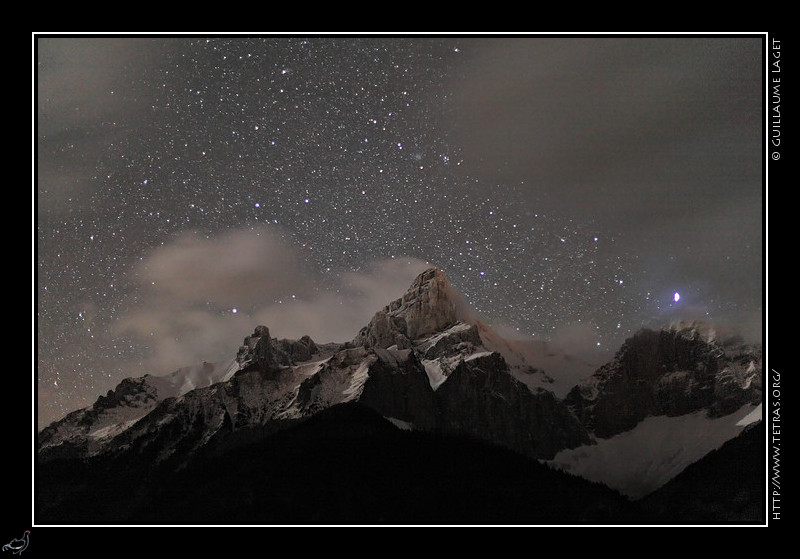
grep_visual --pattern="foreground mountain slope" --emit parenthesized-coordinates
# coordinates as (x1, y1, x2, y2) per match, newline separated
(37, 402, 633, 525)
(36, 404, 765, 525)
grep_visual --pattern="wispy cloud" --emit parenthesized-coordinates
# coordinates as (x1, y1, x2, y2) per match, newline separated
(115, 225, 431, 374)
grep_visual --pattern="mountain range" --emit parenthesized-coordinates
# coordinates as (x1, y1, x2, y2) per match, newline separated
(36, 268, 765, 525)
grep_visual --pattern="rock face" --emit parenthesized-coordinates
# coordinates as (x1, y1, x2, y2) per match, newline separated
(236, 325, 292, 374)
(358, 348, 439, 432)
(435, 352, 591, 459)
(236, 326, 320, 371)
(93, 376, 160, 411)
(278, 335, 319, 362)
(565, 323, 762, 439)
(353, 268, 464, 349)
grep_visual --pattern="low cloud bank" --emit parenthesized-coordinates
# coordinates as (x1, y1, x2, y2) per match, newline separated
(116, 226, 431, 375)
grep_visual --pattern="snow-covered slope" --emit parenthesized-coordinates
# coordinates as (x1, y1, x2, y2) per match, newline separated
(548, 402, 762, 499)
(37, 359, 243, 455)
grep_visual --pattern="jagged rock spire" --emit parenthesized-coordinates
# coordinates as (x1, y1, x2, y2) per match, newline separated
(353, 268, 469, 349)
(236, 326, 319, 374)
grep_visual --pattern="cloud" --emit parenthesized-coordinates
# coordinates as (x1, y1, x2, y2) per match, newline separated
(115, 225, 431, 374)
(142, 228, 310, 306)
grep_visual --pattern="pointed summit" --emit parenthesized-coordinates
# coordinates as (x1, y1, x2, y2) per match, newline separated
(399, 268, 465, 338)
(353, 267, 472, 349)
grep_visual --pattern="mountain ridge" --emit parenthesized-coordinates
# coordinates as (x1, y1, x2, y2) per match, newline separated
(36, 267, 764, 524)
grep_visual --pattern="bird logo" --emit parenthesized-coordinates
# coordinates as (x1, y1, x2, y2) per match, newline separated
(2, 531, 29, 555)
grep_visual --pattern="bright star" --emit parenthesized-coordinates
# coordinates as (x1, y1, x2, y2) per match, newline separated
(674, 292, 681, 303)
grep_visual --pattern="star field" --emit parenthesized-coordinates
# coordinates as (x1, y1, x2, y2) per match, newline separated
(36, 35, 764, 428)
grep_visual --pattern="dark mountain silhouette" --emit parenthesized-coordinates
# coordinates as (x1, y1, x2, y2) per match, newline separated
(38, 402, 635, 525)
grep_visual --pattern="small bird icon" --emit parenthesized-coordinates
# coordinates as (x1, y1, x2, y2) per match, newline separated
(2, 531, 29, 555)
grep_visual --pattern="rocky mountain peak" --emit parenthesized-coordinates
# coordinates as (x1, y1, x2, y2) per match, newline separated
(236, 326, 318, 374)
(353, 267, 470, 349)
(565, 325, 762, 438)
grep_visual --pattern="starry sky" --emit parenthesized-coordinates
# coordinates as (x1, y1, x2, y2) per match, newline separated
(35, 34, 764, 429)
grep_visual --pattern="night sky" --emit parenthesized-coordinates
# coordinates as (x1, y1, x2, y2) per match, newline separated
(35, 35, 764, 429)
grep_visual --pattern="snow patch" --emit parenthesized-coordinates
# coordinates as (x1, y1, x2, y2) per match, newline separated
(342, 360, 371, 400)
(87, 418, 140, 440)
(736, 403, 762, 426)
(385, 417, 414, 430)
(219, 358, 241, 382)
(295, 357, 330, 379)
(465, 351, 493, 362)
(422, 359, 448, 391)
